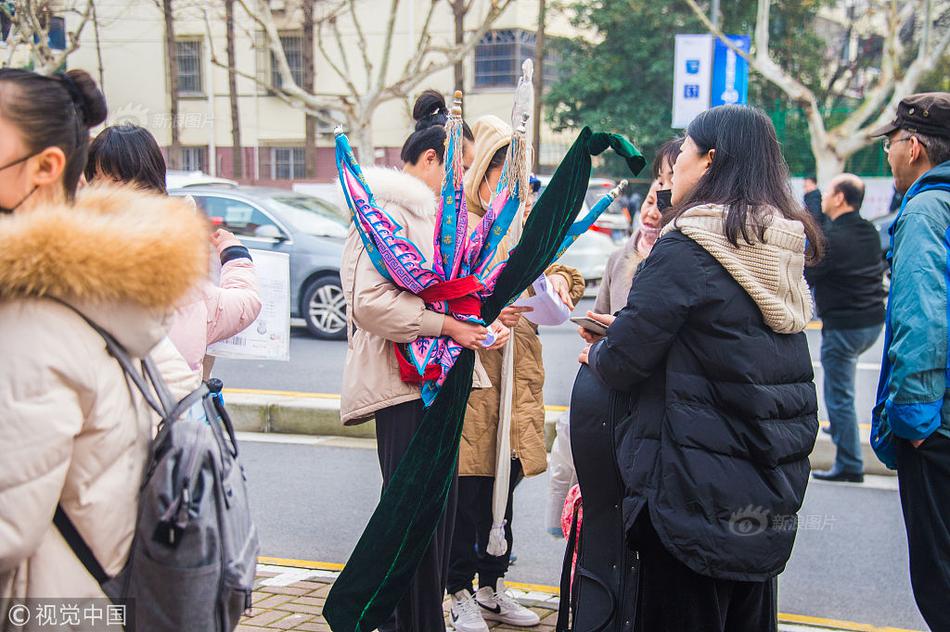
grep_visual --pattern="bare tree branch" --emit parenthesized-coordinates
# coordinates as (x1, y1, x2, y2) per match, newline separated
(374, 0, 400, 91)
(384, 0, 516, 100)
(684, 0, 827, 149)
(203, 5, 343, 126)
(348, 0, 374, 88)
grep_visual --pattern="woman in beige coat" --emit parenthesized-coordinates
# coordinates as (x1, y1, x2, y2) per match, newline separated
(0, 69, 204, 612)
(340, 91, 509, 632)
(447, 115, 586, 632)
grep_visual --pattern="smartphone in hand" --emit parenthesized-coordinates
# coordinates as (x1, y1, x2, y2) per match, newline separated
(570, 316, 608, 336)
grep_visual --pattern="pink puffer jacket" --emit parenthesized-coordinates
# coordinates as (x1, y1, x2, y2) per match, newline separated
(168, 233, 262, 374)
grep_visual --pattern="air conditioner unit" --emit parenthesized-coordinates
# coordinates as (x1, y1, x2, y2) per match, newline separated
(270, 0, 286, 11)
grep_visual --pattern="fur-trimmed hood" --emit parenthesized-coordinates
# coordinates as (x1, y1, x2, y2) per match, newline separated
(0, 185, 208, 354)
(360, 166, 437, 217)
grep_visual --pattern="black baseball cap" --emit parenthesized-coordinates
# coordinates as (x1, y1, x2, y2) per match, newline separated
(871, 92, 950, 139)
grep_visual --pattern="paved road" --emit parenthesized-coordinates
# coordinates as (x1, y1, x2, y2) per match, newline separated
(240, 439, 927, 631)
(214, 298, 887, 423)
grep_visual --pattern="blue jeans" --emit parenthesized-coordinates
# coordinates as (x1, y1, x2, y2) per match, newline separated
(821, 324, 882, 473)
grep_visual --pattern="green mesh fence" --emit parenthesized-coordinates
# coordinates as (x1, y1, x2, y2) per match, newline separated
(768, 103, 890, 178)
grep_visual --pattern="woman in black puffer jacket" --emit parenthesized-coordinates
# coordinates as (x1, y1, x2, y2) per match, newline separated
(572, 105, 823, 632)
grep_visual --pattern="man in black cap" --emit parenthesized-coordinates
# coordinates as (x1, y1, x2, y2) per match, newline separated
(871, 92, 950, 631)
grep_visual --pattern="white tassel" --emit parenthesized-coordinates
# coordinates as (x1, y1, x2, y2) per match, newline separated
(486, 520, 509, 556)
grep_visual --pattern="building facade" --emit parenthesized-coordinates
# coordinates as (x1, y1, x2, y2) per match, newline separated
(65, 0, 576, 186)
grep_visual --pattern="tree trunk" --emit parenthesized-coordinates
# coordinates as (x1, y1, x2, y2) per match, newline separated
(814, 149, 846, 191)
(532, 0, 546, 173)
(163, 0, 181, 169)
(303, 0, 318, 178)
(353, 115, 375, 166)
(225, 0, 243, 179)
(452, 0, 465, 94)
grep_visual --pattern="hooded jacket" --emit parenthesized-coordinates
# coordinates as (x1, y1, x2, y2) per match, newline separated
(0, 186, 204, 605)
(584, 203, 819, 581)
(460, 115, 586, 477)
(340, 167, 490, 426)
(872, 160, 950, 468)
(167, 232, 262, 375)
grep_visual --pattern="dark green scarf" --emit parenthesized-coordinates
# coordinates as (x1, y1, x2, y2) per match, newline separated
(324, 127, 643, 632)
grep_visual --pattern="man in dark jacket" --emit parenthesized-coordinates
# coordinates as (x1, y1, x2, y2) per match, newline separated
(803, 176, 823, 226)
(870, 92, 950, 631)
(806, 174, 885, 483)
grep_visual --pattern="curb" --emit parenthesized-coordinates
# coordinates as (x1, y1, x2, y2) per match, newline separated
(224, 391, 896, 477)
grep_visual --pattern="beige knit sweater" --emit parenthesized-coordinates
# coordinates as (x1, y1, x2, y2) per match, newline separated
(661, 203, 812, 334)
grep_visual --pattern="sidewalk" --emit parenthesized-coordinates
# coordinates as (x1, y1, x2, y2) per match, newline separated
(223, 389, 895, 477)
(239, 563, 889, 632)
(241, 564, 557, 632)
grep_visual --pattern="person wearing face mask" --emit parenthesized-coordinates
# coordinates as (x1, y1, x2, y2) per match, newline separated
(447, 115, 586, 632)
(569, 105, 822, 631)
(0, 69, 203, 609)
(340, 91, 507, 632)
(85, 124, 263, 378)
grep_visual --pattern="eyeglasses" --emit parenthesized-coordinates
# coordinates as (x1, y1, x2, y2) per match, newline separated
(883, 136, 925, 154)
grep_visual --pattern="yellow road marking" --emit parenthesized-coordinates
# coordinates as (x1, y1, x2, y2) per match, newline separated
(224, 388, 341, 400)
(258, 555, 345, 571)
(256, 557, 921, 631)
(226, 388, 569, 413)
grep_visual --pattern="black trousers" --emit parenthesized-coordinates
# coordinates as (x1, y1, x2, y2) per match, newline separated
(375, 400, 459, 632)
(632, 515, 777, 632)
(896, 432, 950, 632)
(446, 458, 524, 594)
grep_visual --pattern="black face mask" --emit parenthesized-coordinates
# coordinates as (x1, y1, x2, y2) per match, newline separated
(655, 189, 673, 212)
(0, 151, 41, 214)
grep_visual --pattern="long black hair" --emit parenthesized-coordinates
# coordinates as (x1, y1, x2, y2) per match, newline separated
(86, 124, 168, 194)
(0, 68, 108, 199)
(400, 90, 473, 165)
(665, 105, 822, 261)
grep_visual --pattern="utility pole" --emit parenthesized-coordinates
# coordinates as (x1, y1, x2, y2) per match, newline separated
(710, 0, 720, 29)
(532, 0, 546, 173)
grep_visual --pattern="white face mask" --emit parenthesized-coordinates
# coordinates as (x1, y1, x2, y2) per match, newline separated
(479, 177, 493, 210)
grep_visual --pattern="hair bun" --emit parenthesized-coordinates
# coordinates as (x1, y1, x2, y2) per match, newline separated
(62, 69, 108, 128)
(412, 89, 448, 131)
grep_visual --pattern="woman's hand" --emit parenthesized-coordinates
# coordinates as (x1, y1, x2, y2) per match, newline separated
(549, 274, 576, 311)
(210, 228, 242, 253)
(579, 344, 591, 365)
(442, 318, 489, 351)
(498, 305, 533, 328)
(485, 322, 511, 351)
(577, 311, 616, 344)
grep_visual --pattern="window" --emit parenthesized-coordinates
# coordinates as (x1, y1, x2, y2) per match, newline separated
(271, 34, 304, 89)
(192, 196, 284, 240)
(181, 147, 206, 172)
(176, 40, 203, 95)
(474, 30, 560, 89)
(260, 147, 305, 180)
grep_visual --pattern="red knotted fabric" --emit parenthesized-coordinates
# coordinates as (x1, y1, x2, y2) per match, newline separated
(394, 276, 485, 384)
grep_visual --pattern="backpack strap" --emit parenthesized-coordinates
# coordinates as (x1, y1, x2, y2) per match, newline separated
(53, 505, 110, 586)
(556, 500, 582, 631)
(48, 297, 168, 419)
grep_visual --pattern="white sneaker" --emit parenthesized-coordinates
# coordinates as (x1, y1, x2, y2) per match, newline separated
(450, 589, 489, 632)
(475, 579, 541, 627)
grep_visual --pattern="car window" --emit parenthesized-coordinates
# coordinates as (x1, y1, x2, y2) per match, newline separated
(192, 195, 283, 239)
(267, 195, 349, 239)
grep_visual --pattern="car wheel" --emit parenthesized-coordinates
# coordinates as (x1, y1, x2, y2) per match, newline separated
(303, 277, 347, 340)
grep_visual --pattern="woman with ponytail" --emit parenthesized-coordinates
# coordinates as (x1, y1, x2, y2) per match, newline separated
(340, 90, 504, 632)
(0, 69, 203, 605)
